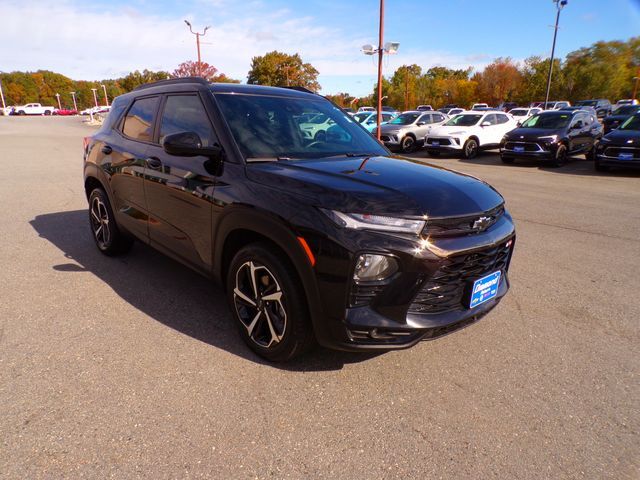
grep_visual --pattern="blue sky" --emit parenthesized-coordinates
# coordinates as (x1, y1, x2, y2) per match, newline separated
(1, 0, 639, 96)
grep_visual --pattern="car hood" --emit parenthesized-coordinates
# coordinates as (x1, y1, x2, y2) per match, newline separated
(505, 127, 563, 139)
(603, 129, 640, 143)
(378, 124, 412, 133)
(429, 125, 477, 135)
(246, 155, 503, 218)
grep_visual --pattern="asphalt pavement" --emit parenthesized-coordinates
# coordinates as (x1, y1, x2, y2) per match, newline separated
(1, 116, 638, 479)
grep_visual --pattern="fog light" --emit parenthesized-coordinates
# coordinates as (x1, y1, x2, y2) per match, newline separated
(353, 254, 398, 282)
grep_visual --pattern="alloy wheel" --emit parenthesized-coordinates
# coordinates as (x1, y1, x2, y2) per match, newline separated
(233, 261, 287, 348)
(90, 196, 111, 249)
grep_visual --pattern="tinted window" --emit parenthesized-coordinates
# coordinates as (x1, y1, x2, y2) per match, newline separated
(159, 95, 217, 147)
(122, 96, 159, 142)
(522, 113, 571, 129)
(620, 115, 640, 131)
(496, 114, 509, 124)
(214, 93, 386, 160)
(418, 114, 431, 124)
(389, 113, 421, 125)
(98, 97, 128, 133)
(433, 114, 444, 122)
(484, 114, 498, 125)
(444, 114, 482, 127)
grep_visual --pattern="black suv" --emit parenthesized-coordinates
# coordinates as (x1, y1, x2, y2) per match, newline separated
(594, 113, 640, 171)
(574, 99, 612, 118)
(500, 110, 602, 167)
(602, 105, 640, 133)
(83, 78, 515, 361)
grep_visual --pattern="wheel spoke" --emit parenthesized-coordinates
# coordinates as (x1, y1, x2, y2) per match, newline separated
(248, 262, 259, 299)
(234, 287, 257, 307)
(91, 209, 100, 223)
(245, 310, 262, 336)
(261, 290, 282, 302)
(94, 224, 103, 239)
(263, 309, 282, 347)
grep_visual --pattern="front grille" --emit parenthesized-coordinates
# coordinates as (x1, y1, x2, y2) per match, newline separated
(427, 138, 452, 146)
(504, 141, 542, 152)
(350, 283, 387, 307)
(603, 147, 640, 159)
(422, 205, 504, 238)
(381, 135, 393, 142)
(408, 240, 513, 314)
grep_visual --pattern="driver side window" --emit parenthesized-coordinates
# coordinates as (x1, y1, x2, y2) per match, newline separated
(484, 114, 497, 125)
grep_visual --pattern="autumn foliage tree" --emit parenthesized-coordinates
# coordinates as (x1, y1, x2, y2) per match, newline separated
(247, 51, 320, 91)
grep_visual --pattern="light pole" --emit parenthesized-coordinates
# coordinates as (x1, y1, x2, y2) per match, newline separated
(55, 93, 61, 110)
(101, 84, 109, 106)
(0, 79, 6, 110)
(91, 88, 98, 107)
(184, 20, 209, 76)
(632, 74, 640, 101)
(544, 0, 568, 109)
(70, 92, 77, 111)
(362, 0, 399, 140)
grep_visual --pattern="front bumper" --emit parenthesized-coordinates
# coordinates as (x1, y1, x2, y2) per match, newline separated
(500, 140, 557, 160)
(424, 136, 463, 151)
(595, 148, 640, 168)
(308, 213, 516, 352)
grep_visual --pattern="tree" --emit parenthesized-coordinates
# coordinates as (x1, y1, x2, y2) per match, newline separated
(474, 58, 522, 105)
(118, 69, 170, 92)
(173, 61, 219, 81)
(247, 51, 320, 91)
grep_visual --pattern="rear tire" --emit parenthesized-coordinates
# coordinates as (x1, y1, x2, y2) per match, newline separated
(227, 243, 315, 362)
(88, 188, 133, 256)
(462, 138, 479, 159)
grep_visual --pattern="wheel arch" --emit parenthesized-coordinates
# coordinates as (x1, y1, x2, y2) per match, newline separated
(213, 207, 328, 342)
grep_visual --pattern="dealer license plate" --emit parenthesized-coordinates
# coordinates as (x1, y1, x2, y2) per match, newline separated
(432, 140, 440, 147)
(618, 152, 633, 160)
(514, 146, 525, 152)
(470, 271, 502, 309)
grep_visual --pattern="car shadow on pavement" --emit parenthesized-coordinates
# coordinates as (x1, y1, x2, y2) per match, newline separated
(30, 210, 382, 372)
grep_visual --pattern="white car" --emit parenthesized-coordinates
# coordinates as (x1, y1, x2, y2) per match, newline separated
(615, 99, 639, 108)
(416, 105, 433, 111)
(424, 111, 518, 158)
(471, 103, 489, 110)
(357, 106, 375, 112)
(509, 107, 542, 124)
(13, 103, 55, 115)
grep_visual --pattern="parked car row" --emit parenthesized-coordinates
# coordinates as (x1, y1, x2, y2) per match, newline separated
(0, 103, 110, 116)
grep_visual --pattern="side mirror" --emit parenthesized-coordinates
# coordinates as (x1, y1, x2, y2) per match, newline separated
(481, 121, 491, 127)
(163, 131, 222, 158)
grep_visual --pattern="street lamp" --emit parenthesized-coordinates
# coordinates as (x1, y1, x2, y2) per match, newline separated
(544, 0, 568, 109)
(632, 75, 640, 101)
(361, 0, 399, 140)
(101, 84, 109, 106)
(55, 93, 61, 110)
(70, 92, 78, 112)
(184, 20, 210, 76)
(91, 88, 98, 107)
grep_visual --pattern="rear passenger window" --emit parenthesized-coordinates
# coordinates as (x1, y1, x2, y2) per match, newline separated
(122, 96, 159, 142)
(159, 95, 217, 146)
(496, 114, 509, 124)
(484, 114, 497, 125)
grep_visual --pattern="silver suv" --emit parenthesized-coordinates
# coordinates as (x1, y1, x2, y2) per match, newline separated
(376, 111, 448, 152)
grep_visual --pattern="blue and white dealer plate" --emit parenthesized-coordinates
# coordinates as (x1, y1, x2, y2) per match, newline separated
(470, 271, 502, 308)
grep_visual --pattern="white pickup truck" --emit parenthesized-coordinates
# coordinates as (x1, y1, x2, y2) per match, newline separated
(14, 103, 56, 115)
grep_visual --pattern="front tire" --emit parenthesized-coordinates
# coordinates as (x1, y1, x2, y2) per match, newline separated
(550, 144, 568, 167)
(400, 135, 416, 153)
(462, 138, 479, 159)
(88, 188, 133, 256)
(227, 243, 315, 362)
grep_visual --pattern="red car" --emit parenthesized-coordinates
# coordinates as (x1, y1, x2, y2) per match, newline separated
(54, 109, 78, 116)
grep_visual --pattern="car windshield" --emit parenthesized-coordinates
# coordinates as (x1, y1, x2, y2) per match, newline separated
(613, 106, 640, 115)
(214, 93, 387, 160)
(619, 115, 640, 131)
(388, 113, 420, 125)
(444, 114, 482, 127)
(510, 109, 527, 116)
(306, 114, 328, 124)
(353, 113, 371, 124)
(576, 100, 597, 106)
(521, 113, 571, 129)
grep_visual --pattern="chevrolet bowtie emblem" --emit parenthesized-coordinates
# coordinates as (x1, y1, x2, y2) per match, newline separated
(473, 216, 492, 231)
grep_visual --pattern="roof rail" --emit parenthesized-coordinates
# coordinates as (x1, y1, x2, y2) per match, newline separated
(133, 77, 210, 91)
(282, 86, 317, 95)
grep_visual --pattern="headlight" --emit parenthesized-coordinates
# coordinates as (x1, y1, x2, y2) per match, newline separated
(321, 209, 425, 234)
(538, 135, 558, 142)
(353, 254, 398, 281)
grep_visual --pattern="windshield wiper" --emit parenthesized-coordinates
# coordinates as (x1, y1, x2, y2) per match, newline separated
(246, 156, 294, 163)
(321, 153, 380, 159)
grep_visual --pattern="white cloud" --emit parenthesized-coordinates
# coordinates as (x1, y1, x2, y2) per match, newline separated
(0, 0, 491, 96)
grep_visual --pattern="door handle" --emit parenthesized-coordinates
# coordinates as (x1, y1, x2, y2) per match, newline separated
(146, 157, 162, 170)
(101, 145, 112, 155)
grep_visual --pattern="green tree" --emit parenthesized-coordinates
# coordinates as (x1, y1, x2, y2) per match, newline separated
(247, 51, 320, 91)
